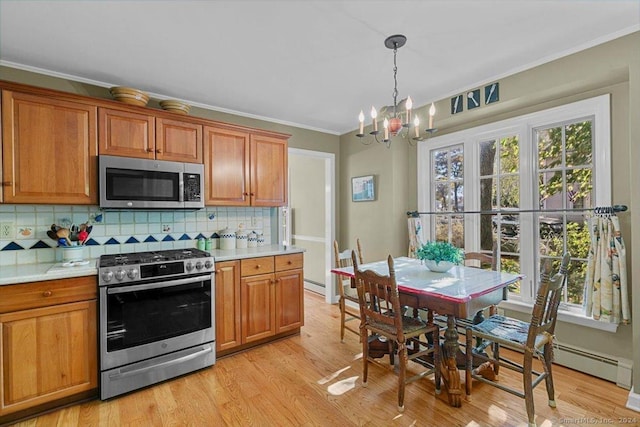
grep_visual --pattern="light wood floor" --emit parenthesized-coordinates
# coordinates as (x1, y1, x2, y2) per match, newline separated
(11, 291, 639, 427)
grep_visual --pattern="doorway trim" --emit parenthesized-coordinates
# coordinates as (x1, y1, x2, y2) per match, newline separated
(288, 147, 335, 304)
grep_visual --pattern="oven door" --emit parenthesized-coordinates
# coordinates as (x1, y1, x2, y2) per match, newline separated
(100, 274, 214, 371)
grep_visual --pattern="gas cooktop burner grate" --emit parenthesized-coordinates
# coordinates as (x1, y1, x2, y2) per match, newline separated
(99, 248, 210, 268)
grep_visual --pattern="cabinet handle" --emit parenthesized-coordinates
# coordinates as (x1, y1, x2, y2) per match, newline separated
(215, 270, 221, 274)
(243, 192, 249, 196)
(156, 149, 163, 153)
(275, 279, 280, 283)
(250, 192, 255, 196)
(287, 260, 292, 265)
(255, 265, 261, 269)
(1, 181, 11, 186)
(147, 148, 154, 153)
(42, 290, 52, 297)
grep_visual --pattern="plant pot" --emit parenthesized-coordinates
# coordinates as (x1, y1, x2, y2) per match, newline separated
(424, 260, 455, 273)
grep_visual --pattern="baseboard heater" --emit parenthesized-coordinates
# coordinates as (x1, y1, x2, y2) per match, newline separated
(553, 341, 632, 389)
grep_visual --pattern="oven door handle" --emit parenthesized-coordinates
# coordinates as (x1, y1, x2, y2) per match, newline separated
(108, 345, 213, 380)
(106, 275, 210, 294)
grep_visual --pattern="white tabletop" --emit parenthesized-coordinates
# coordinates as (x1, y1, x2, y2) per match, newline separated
(331, 256, 522, 303)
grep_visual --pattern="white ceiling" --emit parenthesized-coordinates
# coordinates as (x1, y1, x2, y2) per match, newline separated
(1, 1, 638, 135)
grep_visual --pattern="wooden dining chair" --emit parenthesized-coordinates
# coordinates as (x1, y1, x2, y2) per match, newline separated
(465, 252, 570, 427)
(353, 252, 441, 412)
(333, 239, 364, 342)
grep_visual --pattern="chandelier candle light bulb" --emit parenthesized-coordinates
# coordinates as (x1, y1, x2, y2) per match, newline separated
(428, 103, 436, 130)
(405, 96, 413, 125)
(371, 106, 378, 132)
(358, 110, 365, 135)
(414, 116, 420, 138)
(383, 118, 390, 140)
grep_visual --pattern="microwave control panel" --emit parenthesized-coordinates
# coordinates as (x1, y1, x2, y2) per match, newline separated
(184, 173, 202, 201)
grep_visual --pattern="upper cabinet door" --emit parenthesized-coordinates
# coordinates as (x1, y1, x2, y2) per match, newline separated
(98, 108, 155, 159)
(156, 118, 203, 163)
(203, 126, 251, 206)
(250, 134, 288, 207)
(1, 90, 98, 204)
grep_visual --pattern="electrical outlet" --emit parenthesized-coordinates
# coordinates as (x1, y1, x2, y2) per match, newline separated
(251, 217, 258, 227)
(0, 222, 15, 239)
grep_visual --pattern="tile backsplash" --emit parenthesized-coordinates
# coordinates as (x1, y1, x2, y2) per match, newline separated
(0, 205, 275, 266)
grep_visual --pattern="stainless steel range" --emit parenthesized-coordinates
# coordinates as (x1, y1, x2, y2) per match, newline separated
(98, 248, 215, 400)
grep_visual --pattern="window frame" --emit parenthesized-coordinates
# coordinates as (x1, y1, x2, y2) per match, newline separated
(417, 94, 612, 331)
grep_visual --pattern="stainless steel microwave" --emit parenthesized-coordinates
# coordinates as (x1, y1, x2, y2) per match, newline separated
(99, 155, 204, 209)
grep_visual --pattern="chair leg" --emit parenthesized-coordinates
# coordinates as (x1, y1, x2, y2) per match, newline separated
(362, 330, 369, 387)
(339, 297, 346, 342)
(492, 341, 500, 376)
(465, 329, 473, 398)
(433, 330, 441, 394)
(523, 350, 536, 427)
(397, 342, 407, 412)
(543, 342, 556, 408)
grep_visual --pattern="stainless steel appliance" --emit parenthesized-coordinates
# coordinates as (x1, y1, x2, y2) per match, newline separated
(99, 155, 204, 209)
(98, 249, 215, 400)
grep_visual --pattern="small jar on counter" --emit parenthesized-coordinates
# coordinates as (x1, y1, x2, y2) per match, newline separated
(197, 237, 205, 250)
(219, 228, 236, 250)
(247, 231, 258, 248)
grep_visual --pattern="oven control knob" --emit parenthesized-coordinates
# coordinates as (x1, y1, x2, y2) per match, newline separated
(101, 270, 114, 283)
(196, 261, 204, 270)
(205, 260, 213, 269)
(115, 268, 126, 281)
(127, 268, 138, 280)
(186, 262, 194, 271)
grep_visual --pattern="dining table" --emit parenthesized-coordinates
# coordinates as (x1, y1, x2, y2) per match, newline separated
(331, 256, 523, 407)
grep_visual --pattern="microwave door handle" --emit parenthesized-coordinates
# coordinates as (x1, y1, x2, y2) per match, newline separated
(179, 176, 185, 202)
(106, 275, 209, 294)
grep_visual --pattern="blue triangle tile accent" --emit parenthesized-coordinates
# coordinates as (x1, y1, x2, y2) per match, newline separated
(31, 240, 52, 249)
(125, 236, 140, 244)
(195, 233, 206, 240)
(1, 242, 24, 251)
(105, 238, 120, 245)
(144, 235, 158, 243)
(179, 234, 192, 241)
(162, 235, 175, 242)
(85, 238, 99, 246)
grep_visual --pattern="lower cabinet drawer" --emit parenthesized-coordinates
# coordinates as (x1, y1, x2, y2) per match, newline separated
(240, 256, 275, 276)
(275, 253, 304, 271)
(0, 276, 97, 313)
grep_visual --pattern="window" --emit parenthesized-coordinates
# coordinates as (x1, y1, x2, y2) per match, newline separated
(431, 146, 464, 247)
(417, 95, 611, 319)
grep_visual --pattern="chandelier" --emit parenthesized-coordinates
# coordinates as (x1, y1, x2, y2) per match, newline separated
(356, 34, 436, 147)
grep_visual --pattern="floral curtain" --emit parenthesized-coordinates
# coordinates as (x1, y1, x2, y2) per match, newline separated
(584, 211, 630, 324)
(408, 217, 423, 258)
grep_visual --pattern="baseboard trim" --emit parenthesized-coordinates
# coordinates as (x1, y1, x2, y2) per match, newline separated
(626, 387, 640, 412)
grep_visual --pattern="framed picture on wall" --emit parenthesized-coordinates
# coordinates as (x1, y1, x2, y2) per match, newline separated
(352, 175, 376, 202)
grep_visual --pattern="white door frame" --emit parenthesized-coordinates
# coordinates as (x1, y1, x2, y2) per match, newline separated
(288, 148, 335, 304)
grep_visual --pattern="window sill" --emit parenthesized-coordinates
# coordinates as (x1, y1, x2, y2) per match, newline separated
(498, 300, 619, 333)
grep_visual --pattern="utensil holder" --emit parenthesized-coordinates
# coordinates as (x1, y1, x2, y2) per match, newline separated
(60, 246, 84, 262)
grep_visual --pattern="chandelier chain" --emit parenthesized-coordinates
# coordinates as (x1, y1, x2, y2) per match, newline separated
(392, 44, 399, 118)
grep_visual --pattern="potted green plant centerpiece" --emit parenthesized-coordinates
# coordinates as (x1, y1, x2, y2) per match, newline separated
(415, 241, 464, 273)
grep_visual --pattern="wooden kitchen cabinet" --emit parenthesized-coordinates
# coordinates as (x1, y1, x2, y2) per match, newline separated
(215, 252, 304, 355)
(156, 117, 203, 163)
(99, 108, 203, 163)
(1, 90, 98, 204)
(214, 260, 242, 352)
(203, 125, 288, 207)
(0, 276, 97, 419)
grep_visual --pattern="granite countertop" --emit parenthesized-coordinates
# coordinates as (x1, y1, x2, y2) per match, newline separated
(0, 259, 99, 286)
(0, 245, 305, 286)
